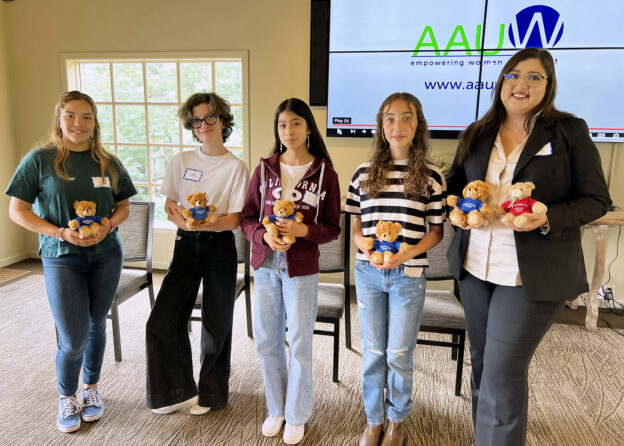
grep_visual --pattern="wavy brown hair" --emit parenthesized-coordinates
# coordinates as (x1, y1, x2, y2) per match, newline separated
(361, 92, 431, 199)
(46, 90, 121, 192)
(458, 48, 573, 163)
(179, 92, 234, 143)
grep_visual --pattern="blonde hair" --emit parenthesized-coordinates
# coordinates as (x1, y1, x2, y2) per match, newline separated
(361, 92, 431, 199)
(46, 90, 121, 192)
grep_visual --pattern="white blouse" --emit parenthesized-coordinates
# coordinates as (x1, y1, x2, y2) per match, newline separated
(463, 132, 530, 286)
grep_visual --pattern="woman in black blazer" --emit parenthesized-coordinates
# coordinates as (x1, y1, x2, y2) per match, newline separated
(446, 48, 611, 446)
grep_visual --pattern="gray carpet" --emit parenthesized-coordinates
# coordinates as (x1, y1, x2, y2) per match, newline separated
(1, 274, 624, 445)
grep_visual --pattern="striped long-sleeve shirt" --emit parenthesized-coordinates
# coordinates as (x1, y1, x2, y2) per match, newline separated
(344, 160, 446, 273)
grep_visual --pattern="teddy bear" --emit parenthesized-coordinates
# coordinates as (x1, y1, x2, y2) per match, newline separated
(68, 200, 109, 238)
(182, 192, 218, 230)
(501, 181, 548, 228)
(447, 180, 494, 227)
(262, 200, 304, 244)
(365, 220, 411, 265)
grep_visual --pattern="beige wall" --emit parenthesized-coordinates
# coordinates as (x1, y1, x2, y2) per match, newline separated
(0, 3, 28, 265)
(2, 0, 623, 297)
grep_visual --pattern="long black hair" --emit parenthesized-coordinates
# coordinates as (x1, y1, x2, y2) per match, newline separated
(270, 98, 333, 165)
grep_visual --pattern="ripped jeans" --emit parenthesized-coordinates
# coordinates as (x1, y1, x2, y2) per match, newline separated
(355, 259, 426, 425)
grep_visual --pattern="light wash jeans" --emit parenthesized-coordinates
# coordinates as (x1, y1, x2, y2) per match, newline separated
(355, 259, 426, 425)
(42, 244, 123, 396)
(253, 250, 318, 426)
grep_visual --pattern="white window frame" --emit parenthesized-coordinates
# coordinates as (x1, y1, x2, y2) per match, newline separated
(60, 51, 249, 230)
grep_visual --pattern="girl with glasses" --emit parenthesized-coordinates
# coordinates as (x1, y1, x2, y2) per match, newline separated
(145, 92, 249, 417)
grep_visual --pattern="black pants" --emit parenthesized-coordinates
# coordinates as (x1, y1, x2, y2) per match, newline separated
(146, 229, 237, 409)
(459, 271, 565, 446)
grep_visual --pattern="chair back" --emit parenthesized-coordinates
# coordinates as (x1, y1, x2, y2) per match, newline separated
(318, 213, 347, 273)
(233, 227, 248, 264)
(426, 220, 454, 281)
(118, 201, 154, 267)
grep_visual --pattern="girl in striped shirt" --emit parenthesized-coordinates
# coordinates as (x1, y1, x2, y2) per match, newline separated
(344, 92, 446, 446)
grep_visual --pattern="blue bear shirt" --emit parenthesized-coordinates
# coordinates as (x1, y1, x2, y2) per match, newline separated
(267, 214, 297, 223)
(372, 239, 403, 254)
(457, 197, 485, 213)
(75, 215, 105, 230)
(190, 207, 208, 220)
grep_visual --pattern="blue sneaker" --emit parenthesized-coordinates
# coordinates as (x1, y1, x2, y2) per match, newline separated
(81, 388, 104, 422)
(57, 396, 81, 433)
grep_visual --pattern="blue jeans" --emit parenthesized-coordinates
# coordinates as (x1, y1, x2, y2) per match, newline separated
(253, 250, 318, 426)
(42, 244, 123, 396)
(355, 259, 426, 425)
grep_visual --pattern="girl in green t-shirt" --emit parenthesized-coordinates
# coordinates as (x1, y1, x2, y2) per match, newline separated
(5, 91, 136, 433)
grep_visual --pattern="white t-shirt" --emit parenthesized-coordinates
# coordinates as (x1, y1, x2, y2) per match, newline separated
(280, 161, 313, 201)
(160, 149, 249, 218)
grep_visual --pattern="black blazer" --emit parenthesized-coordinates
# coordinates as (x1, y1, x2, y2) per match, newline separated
(446, 116, 611, 302)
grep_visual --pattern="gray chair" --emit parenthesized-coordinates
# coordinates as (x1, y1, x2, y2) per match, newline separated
(107, 201, 155, 362)
(189, 228, 252, 338)
(417, 219, 467, 396)
(313, 212, 352, 382)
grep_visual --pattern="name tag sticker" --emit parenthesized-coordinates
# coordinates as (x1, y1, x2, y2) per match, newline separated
(535, 142, 552, 157)
(302, 190, 319, 207)
(92, 176, 111, 188)
(183, 168, 203, 182)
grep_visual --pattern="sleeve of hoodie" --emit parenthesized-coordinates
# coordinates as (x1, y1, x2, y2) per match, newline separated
(240, 164, 267, 246)
(304, 166, 341, 245)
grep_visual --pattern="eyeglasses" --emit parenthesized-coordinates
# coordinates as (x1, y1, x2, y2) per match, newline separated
(503, 73, 548, 85)
(188, 114, 220, 129)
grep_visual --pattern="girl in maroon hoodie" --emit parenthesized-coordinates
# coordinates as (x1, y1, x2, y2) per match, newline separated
(240, 98, 341, 444)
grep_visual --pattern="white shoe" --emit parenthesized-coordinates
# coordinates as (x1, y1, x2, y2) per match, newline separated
(189, 404, 211, 415)
(261, 415, 285, 437)
(151, 395, 198, 414)
(283, 423, 305, 444)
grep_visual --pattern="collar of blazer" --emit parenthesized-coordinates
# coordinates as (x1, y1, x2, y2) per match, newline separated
(471, 117, 556, 182)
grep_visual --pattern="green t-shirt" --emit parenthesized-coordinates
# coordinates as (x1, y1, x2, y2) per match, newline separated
(5, 147, 137, 257)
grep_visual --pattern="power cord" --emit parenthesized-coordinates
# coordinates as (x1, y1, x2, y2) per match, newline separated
(600, 225, 623, 311)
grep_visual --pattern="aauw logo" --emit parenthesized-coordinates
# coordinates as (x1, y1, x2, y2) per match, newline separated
(508, 5, 564, 48)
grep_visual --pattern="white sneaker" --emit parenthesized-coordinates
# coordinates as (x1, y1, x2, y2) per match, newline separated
(189, 404, 211, 415)
(261, 415, 285, 437)
(283, 423, 305, 444)
(151, 395, 198, 414)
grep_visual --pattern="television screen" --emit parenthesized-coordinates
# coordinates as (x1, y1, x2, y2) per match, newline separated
(325, 0, 624, 142)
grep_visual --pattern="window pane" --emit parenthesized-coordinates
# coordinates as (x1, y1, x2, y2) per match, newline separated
(152, 186, 167, 221)
(97, 104, 114, 142)
(183, 146, 197, 152)
(80, 63, 111, 102)
(132, 185, 149, 202)
(227, 105, 243, 147)
(113, 63, 144, 102)
(148, 105, 179, 144)
(116, 105, 146, 143)
(182, 126, 199, 145)
(230, 149, 243, 160)
(151, 146, 177, 184)
(180, 62, 212, 101)
(215, 61, 242, 103)
(118, 145, 148, 183)
(146, 63, 177, 103)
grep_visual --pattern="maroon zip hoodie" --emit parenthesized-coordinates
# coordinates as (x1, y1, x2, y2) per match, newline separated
(240, 153, 341, 277)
